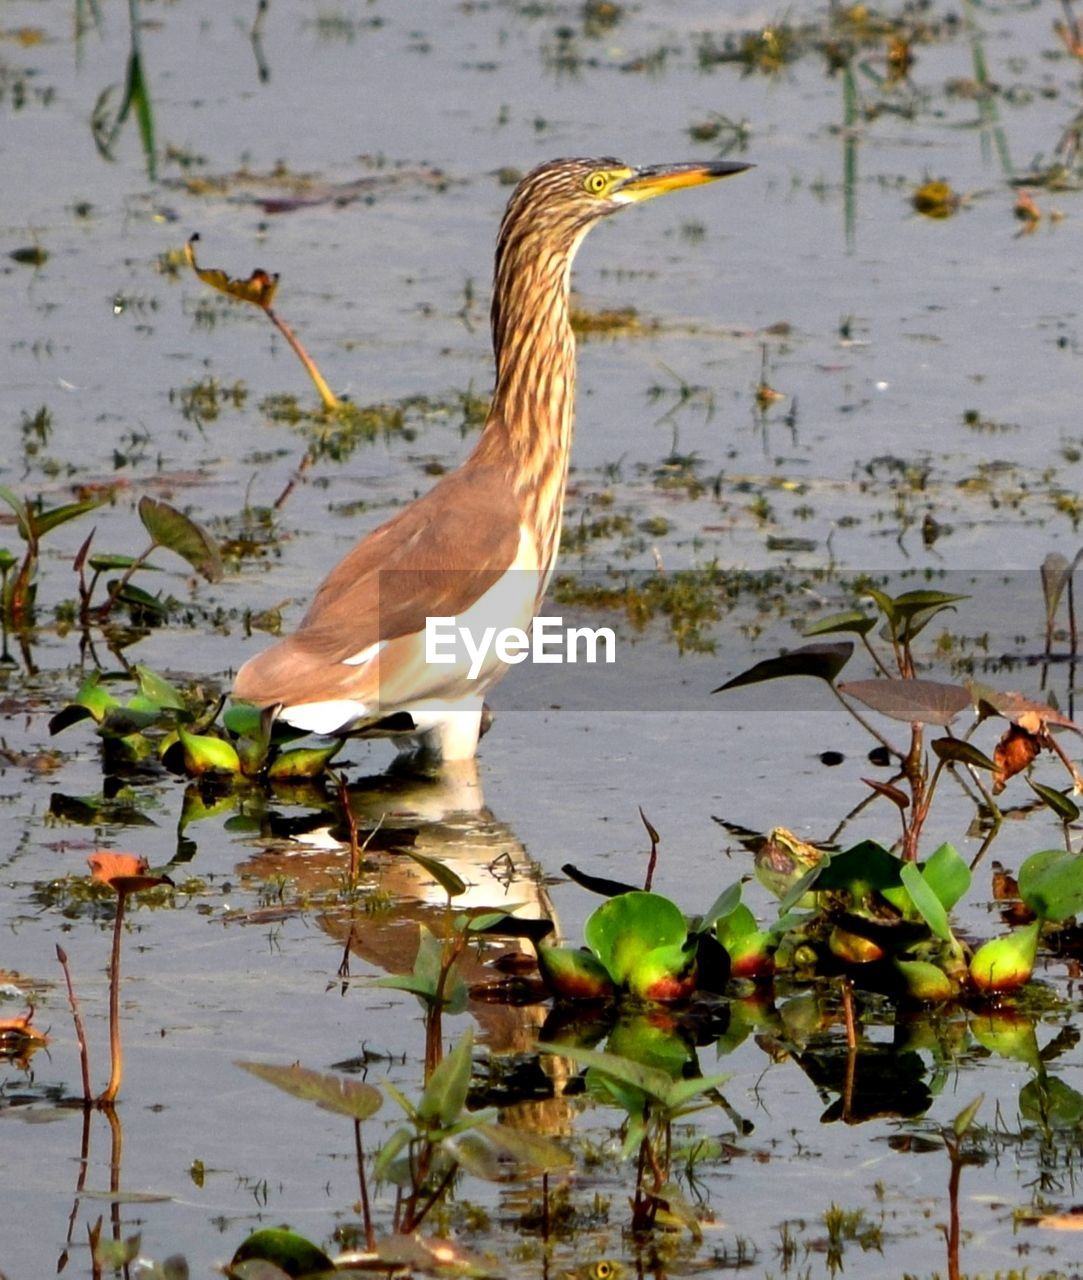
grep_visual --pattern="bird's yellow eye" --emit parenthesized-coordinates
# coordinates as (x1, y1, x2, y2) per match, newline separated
(594, 1265, 613, 1279)
(585, 171, 610, 195)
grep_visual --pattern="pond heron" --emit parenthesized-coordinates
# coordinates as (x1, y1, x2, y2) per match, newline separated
(233, 156, 752, 759)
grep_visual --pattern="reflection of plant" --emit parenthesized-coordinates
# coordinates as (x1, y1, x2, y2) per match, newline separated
(235, 1030, 568, 1271)
(540, 1041, 728, 1236)
(371, 850, 547, 1076)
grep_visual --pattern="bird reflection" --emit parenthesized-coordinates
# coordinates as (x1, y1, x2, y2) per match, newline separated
(236, 759, 571, 1130)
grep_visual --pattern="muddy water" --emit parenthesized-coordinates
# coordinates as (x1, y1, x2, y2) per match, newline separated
(2, 2, 1083, 1276)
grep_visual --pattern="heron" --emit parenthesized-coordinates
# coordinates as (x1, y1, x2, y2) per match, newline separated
(233, 156, 751, 761)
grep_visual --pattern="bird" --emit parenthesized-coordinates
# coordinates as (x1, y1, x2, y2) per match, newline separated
(233, 156, 752, 761)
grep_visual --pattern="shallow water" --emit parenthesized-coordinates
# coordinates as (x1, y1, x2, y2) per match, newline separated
(3, 2, 1083, 1276)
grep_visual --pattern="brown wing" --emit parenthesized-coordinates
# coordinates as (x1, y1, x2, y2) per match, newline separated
(233, 461, 524, 708)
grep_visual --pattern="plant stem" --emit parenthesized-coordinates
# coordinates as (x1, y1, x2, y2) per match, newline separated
(99, 890, 128, 1104)
(99, 542, 156, 619)
(830, 683, 898, 756)
(265, 307, 339, 411)
(56, 944, 93, 1104)
(354, 1119, 375, 1252)
(408, 1161, 458, 1233)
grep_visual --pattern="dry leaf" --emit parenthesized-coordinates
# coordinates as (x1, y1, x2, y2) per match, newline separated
(970, 682, 1083, 736)
(185, 234, 279, 309)
(992, 725, 1040, 794)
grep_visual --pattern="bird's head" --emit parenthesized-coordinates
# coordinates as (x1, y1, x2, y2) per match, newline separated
(489, 155, 752, 377)
(498, 155, 753, 249)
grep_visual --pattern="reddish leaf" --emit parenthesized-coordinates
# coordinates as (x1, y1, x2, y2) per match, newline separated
(861, 777, 910, 809)
(87, 851, 168, 894)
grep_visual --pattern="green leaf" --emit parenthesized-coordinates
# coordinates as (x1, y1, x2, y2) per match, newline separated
(446, 1121, 573, 1182)
(921, 843, 970, 913)
(134, 665, 187, 711)
(88, 552, 145, 572)
(1019, 1076, 1083, 1128)
(584, 891, 689, 985)
(931, 737, 997, 771)
(30, 496, 103, 538)
(890, 589, 967, 640)
(838, 678, 971, 726)
(713, 641, 853, 693)
(48, 703, 97, 734)
(228, 1227, 333, 1279)
(126, 50, 156, 180)
(176, 726, 241, 775)
(695, 880, 743, 932)
(1027, 780, 1081, 824)
(0, 485, 31, 539)
(224, 702, 265, 738)
(715, 902, 759, 948)
(98, 703, 163, 737)
(402, 848, 467, 899)
(110, 580, 168, 618)
(266, 742, 342, 779)
(537, 945, 616, 1001)
(418, 1029, 474, 1128)
(539, 1042, 728, 1114)
(138, 495, 223, 582)
(866, 589, 967, 642)
(1018, 849, 1083, 922)
(371, 1125, 413, 1185)
(776, 862, 824, 914)
(803, 609, 876, 638)
(1040, 552, 1073, 633)
(809, 840, 902, 894)
(894, 958, 958, 1002)
(234, 1061, 381, 1121)
(900, 862, 953, 941)
(57, 671, 121, 726)
(863, 586, 896, 625)
(952, 1094, 984, 1138)
(969, 921, 1040, 993)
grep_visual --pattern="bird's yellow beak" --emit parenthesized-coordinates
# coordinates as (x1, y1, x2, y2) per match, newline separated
(616, 160, 753, 203)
